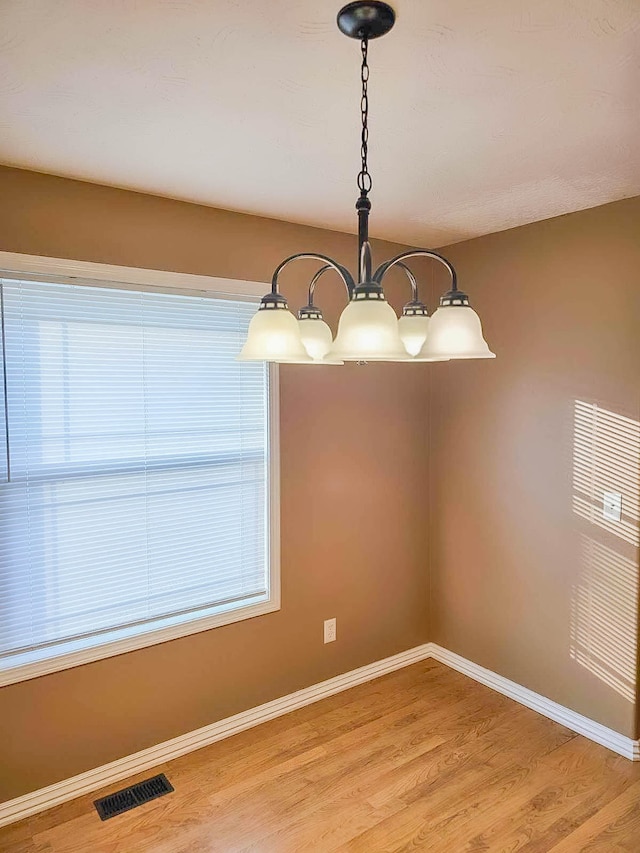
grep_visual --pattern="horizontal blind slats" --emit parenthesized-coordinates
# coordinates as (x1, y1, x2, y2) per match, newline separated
(0, 278, 269, 659)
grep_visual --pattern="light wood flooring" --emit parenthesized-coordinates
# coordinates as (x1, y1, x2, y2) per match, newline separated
(2, 660, 640, 852)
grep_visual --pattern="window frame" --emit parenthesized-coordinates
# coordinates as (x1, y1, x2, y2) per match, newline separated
(0, 252, 280, 687)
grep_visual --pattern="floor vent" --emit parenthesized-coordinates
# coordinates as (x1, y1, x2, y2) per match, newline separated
(94, 773, 173, 820)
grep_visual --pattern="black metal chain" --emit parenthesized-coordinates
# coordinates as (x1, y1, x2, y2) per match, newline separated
(357, 38, 372, 196)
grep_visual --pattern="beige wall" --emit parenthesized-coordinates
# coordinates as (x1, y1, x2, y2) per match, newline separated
(0, 167, 430, 801)
(429, 196, 640, 739)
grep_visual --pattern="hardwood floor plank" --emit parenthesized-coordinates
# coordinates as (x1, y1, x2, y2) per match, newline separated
(334, 723, 572, 851)
(547, 778, 640, 851)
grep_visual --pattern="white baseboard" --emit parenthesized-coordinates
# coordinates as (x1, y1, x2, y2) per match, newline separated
(429, 644, 638, 761)
(1, 641, 637, 828)
(0, 643, 432, 828)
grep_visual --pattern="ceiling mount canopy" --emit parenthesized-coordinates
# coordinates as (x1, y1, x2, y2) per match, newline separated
(238, 1, 495, 365)
(336, 1, 396, 40)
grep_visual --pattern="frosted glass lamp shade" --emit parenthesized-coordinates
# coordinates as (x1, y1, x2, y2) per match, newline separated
(328, 296, 409, 361)
(298, 316, 333, 360)
(417, 305, 495, 360)
(238, 304, 312, 362)
(398, 313, 430, 357)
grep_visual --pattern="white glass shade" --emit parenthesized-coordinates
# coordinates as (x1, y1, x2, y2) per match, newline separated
(328, 298, 410, 361)
(417, 305, 495, 360)
(238, 307, 312, 362)
(298, 316, 333, 360)
(297, 317, 344, 365)
(398, 313, 430, 357)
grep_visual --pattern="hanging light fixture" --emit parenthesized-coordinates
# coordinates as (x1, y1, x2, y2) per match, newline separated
(239, 1, 495, 364)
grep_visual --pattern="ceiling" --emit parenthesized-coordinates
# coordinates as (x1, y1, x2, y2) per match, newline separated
(1, 1, 639, 247)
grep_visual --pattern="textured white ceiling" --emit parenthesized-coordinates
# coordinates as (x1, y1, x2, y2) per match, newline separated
(1, 1, 639, 246)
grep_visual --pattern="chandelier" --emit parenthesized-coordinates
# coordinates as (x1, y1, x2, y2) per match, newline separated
(239, 1, 495, 365)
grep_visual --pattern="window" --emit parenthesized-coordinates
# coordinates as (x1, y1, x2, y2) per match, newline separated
(0, 275, 278, 685)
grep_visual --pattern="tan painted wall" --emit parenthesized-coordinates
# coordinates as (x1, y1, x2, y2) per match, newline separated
(429, 196, 640, 739)
(0, 167, 430, 801)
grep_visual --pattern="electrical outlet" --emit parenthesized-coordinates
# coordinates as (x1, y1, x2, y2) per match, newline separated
(603, 491, 622, 522)
(324, 618, 337, 644)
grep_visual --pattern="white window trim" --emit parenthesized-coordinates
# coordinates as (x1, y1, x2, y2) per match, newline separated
(0, 252, 280, 688)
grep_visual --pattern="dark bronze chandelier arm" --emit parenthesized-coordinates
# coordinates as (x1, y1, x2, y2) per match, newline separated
(373, 249, 458, 292)
(307, 265, 353, 307)
(270, 253, 356, 298)
(359, 240, 373, 284)
(394, 261, 420, 303)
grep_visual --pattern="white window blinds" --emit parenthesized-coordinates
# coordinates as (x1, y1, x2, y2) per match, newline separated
(0, 278, 273, 676)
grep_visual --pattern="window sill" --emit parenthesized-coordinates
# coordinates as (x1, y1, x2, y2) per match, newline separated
(0, 592, 281, 687)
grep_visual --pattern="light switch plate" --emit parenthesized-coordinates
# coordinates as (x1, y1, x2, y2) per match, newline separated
(603, 491, 622, 522)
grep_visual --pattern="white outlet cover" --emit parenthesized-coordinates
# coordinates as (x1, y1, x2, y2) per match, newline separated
(323, 618, 336, 643)
(603, 491, 622, 522)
